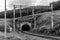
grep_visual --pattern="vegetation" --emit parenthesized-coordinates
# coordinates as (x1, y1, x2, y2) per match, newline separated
(30, 13, 60, 36)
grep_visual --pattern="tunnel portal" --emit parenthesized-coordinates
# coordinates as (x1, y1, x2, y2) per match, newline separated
(21, 24, 30, 31)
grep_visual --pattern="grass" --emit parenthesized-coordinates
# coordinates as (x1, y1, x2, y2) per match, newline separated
(27, 11, 60, 37)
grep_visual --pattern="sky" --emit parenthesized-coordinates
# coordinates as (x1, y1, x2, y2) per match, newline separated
(0, 0, 59, 12)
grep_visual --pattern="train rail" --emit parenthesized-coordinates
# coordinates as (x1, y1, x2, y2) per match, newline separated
(0, 31, 60, 40)
(19, 31, 60, 40)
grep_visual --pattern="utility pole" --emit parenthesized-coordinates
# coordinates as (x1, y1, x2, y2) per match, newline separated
(13, 5, 15, 32)
(51, 4, 54, 29)
(20, 5, 22, 17)
(5, 0, 7, 38)
(32, 7, 36, 29)
(13, 5, 22, 31)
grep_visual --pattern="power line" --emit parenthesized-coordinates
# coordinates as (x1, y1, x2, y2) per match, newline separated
(13, 5, 15, 32)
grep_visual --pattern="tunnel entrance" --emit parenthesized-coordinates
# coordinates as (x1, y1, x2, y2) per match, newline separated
(21, 24, 30, 31)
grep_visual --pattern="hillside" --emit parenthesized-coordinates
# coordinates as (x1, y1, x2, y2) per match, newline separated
(0, 6, 55, 18)
(0, 0, 60, 18)
(31, 10, 60, 36)
(50, 1, 60, 10)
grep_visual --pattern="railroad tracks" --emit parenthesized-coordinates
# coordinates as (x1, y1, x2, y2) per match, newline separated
(0, 31, 60, 40)
(20, 31, 60, 40)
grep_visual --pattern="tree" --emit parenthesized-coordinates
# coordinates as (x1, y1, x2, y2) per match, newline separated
(50, 1, 60, 10)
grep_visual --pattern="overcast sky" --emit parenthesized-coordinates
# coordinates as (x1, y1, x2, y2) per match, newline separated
(0, 0, 59, 12)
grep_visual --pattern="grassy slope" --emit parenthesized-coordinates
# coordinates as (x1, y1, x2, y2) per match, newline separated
(0, 6, 51, 18)
(31, 10, 60, 36)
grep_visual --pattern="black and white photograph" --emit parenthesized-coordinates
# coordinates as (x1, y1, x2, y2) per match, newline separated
(0, 0, 60, 40)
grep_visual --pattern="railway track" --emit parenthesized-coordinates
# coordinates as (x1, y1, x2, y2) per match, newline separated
(18, 31, 60, 40)
(0, 31, 60, 40)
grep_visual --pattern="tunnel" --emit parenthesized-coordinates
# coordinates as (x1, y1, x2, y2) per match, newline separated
(21, 24, 31, 31)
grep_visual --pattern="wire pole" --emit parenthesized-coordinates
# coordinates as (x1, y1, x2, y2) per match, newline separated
(32, 7, 36, 29)
(13, 5, 15, 32)
(51, 4, 54, 29)
(20, 5, 22, 17)
(5, 0, 7, 38)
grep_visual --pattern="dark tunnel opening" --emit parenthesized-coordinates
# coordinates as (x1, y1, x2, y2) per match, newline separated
(21, 24, 30, 31)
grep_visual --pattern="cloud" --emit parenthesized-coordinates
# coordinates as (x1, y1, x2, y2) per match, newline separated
(35, 0, 59, 6)
(0, 0, 12, 12)
(8, 0, 59, 9)
(9, 0, 37, 8)
(0, 0, 4, 12)
(0, 0, 59, 12)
